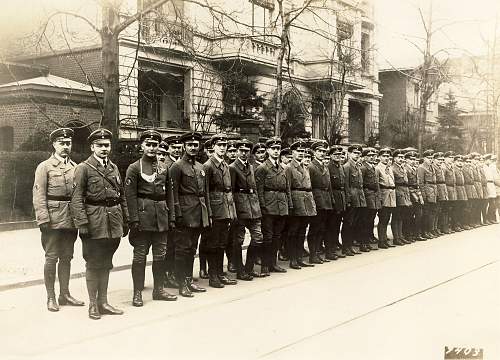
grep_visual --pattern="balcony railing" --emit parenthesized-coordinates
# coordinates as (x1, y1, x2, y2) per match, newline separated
(140, 19, 193, 47)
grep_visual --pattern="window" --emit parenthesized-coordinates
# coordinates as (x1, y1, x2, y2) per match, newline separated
(361, 32, 370, 72)
(250, 0, 274, 38)
(0, 126, 13, 152)
(336, 20, 353, 63)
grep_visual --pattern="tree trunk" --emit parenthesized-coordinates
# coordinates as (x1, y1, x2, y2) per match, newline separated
(275, 28, 287, 137)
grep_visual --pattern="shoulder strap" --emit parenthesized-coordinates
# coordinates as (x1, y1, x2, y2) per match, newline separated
(83, 160, 122, 194)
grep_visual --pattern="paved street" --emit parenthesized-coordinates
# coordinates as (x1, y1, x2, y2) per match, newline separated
(1, 224, 499, 360)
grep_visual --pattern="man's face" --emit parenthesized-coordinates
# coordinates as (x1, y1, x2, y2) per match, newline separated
(205, 148, 214, 158)
(424, 156, 432, 164)
(91, 139, 111, 158)
(455, 159, 463, 167)
(314, 148, 326, 162)
(157, 150, 167, 163)
(213, 141, 227, 158)
(266, 145, 280, 160)
(380, 153, 390, 165)
(169, 144, 183, 158)
(366, 154, 376, 164)
(141, 139, 159, 158)
(302, 155, 311, 166)
(184, 140, 200, 157)
(237, 148, 250, 162)
(53, 138, 72, 158)
(349, 150, 361, 162)
(255, 148, 267, 162)
(340, 152, 347, 163)
(331, 152, 341, 163)
(445, 157, 453, 164)
(292, 148, 305, 161)
(394, 154, 404, 165)
(226, 147, 237, 161)
(281, 154, 292, 165)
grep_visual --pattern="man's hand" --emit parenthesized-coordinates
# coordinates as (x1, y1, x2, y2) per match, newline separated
(175, 217, 184, 228)
(79, 225, 90, 240)
(169, 221, 176, 230)
(39, 223, 50, 232)
(129, 221, 141, 231)
(122, 224, 129, 237)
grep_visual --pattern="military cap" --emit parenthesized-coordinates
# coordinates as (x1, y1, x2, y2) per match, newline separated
(379, 147, 392, 156)
(304, 149, 313, 158)
(227, 140, 238, 151)
(158, 141, 168, 152)
(50, 127, 74, 142)
(280, 147, 292, 156)
(252, 142, 266, 154)
(402, 147, 418, 153)
(454, 154, 463, 161)
(423, 149, 434, 157)
(179, 131, 202, 143)
(290, 140, 306, 150)
(392, 149, 405, 157)
(463, 154, 472, 161)
(328, 145, 343, 155)
(204, 139, 213, 150)
(362, 147, 377, 156)
(311, 140, 328, 151)
(258, 137, 269, 143)
(265, 136, 282, 147)
(236, 138, 253, 151)
(492, 154, 497, 160)
(404, 151, 415, 159)
(88, 128, 112, 143)
(434, 151, 445, 159)
(210, 133, 228, 146)
(483, 153, 492, 160)
(139, 129, 162, 143)
(302, 139, 313, 149)
(164, 135, 181, 145)
(444, 151, 455, 158)
(347, 144, 363, 153)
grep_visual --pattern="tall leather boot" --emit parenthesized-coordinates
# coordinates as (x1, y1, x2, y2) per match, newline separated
(186, 256, 206, 293)
(97, 269, 123, 315)
(44, 262, 59, 312)
(199, 249, 208, 279)
(131, 261, 145, 307)
(177, 258, 193, 297)
(260, 243, 271, 276)
(208, 251, 224, 288)
(218, 248, 237, 285)
(152, 260, 177, 301)
(58, 260, 84, 306)
(86, 269, 100, 320)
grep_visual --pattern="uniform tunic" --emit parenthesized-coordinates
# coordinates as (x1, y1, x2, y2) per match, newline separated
(462, 163, 478, 199)
(229, 159, 262, 220)
(255, 159, 292, 216)
(443, 163, 457, 201)
(360, 160, 380, 210)
(453, 165, 467, 201)
(309, 159, 335, 210)
(417, 163, 437, 203)
(343, 159, 366, 208)
(71, 155, 129, 240)
(472, 164, 484, 199)
(434, 163, 449, 201)
(392, 162, 412, 206)
(404, 163, 424, 205)
(376, 162, 396, 208)
(203, 156, 237, 221)
(285, 159, 316, 217)
(328, 161, 347, 213)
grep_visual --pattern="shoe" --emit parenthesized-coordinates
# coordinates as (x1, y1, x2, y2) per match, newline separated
(88, 302, 101, 320)
(310, 257, 323, 264)
(342, 249, 354, 256)
(47, 297, 59, 312)
(359, 245, 370, 252)
(219, 275, 237, 285)
(132, 290, 143, 307)
(416, 236, 427, 241)
(187, 278, 206, 292)
(350, 247, 361, 254)
(255, 257, 262, 265)
(179, 281, 194, 298)
(336, 251, 346, 258)
(378, 242, 388, 249)
(325, 253, 338, 260)
(297, 260, 314, 267)
(289, 260, 301, 270)
(209, 275, 224, 288)
(152, 289, 177, 301)
(98, 303, 124, 315)
(237, 272, 253, 281)
(319, 255, 330, 262)
(260, 266, 271, 276)
(270, 265, 287, 273)
(199, 269, 209, 280)
(164, 273, 180, 289)
(250, 271, 267, 278)
(387, 241, 396, 247)
(227, 262, 237, 273)
(278, 252, 289, 261)
(58, 293, 85, 306)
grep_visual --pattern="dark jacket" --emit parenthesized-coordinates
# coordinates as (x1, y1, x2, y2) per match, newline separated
(71, 155, 129, 239)
(343, 159, 366, 208)
(392, 162, 411, 206)
(453, 165, 467, 201)
(124, 158, 174, 232)
(360, 160, 380, 210)
(443, 163, 457, 201)
(463, 163, 478, 199)
(328, 161, 347, 213)
(417, 162, 437, 203)
(170, 154, 211, 228)
(404, 163, 424, 205)
(229, 158, 261, 219)
(309, 159, 335, 210)
(433, 163, 449, 201)
(285, 159, 316, 217)
(255, 158, 291, 216)
(203, 156, 237, 221)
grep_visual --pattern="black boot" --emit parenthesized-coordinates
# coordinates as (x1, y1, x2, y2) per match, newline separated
(179, 278, 193, 297)
(152, 260, 177, 301)
(98, 270, 123, 315)
(44, 262, 59, 312)
(208, 251, 224, 288)
(245, 245, 265, 278)
(218, 249, 237, 285)
(58, 260, 84, 306)
(131, 261, 145, 307)
(86, 269, 100, 320)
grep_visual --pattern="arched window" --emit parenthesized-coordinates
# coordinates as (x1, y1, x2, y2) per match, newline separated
(0, 126, 13, 152)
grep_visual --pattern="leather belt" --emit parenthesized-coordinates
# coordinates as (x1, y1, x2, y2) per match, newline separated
(332, 186, 345, 190)
(212, 188, 232, 193)
(264, 187, 286, 193)
(85, 198, 120, 207)
(179, 192, 205, 197)
(380, 185, 395, 190)
(235, 189, 255, 194)
(409, 185, 419, 189)
(425, 181, 436, 184)
(488, 180, 495, 183)
(292, 188, 312, 192)
(437, 181, 446, 185)
(46, 195, 71, 201)
(395, 182, 408, 186)
(137, 193, 165, 201)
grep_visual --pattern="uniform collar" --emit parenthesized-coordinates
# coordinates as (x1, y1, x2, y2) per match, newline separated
(93, 154, 108, 167)
(53, 153, 69, 164)
(182, 153, 196, 164)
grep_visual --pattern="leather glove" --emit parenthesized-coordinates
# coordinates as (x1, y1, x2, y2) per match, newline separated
(169, 221, 176, 230)
(39, 223, 50, 232)
(129, 221, 141, 231)
(79, 225, 89, 235)
(122, 224, 129, 237)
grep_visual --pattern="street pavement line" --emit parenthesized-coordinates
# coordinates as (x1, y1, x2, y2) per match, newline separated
(258, 259, 499, 359)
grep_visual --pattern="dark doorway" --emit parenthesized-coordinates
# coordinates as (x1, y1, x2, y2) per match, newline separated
(66, 122, 91, 155)
(348, 100, 365, 143)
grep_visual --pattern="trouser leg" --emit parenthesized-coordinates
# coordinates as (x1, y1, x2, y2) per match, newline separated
(41, 229, 58, 299)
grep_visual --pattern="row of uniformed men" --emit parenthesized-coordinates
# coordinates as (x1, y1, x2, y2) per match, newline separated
(33, 127, 500, 320)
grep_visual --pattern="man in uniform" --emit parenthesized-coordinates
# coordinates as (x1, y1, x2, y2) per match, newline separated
(71, 128, 129, 320)
(170, 131, 210, 297)
(392, 149, 412, 245)
(278, 147, 292, 261)
(462, 155, 478, 229)
(198, 139, 214, 279)
(442, 151, 457, 233)
(125, 130, 177, 307)
(285, 140, 316, 268)
(161, 135, 183, 288)
(360, 147, 380, 251)
(308, 141, 336, 261)
(33, 128, 84, 312)
(404, 149, 425, 241)
(471, 153, 484, 226)
(452, 155, 468, 231)
(432, 152, 449, 235)
(224, 137, 240, 273)
(251, 142, 267, 168)
(327, 145, 347, 257)
(156, 141, 169, 171)
(229, 139, 263, 280)
(375, 148, 396, 248)
(203, 133, 238, 288)
(342, 144, 366, 255)
(418, 150, 438, 239)
(255, 137, 291, 275)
